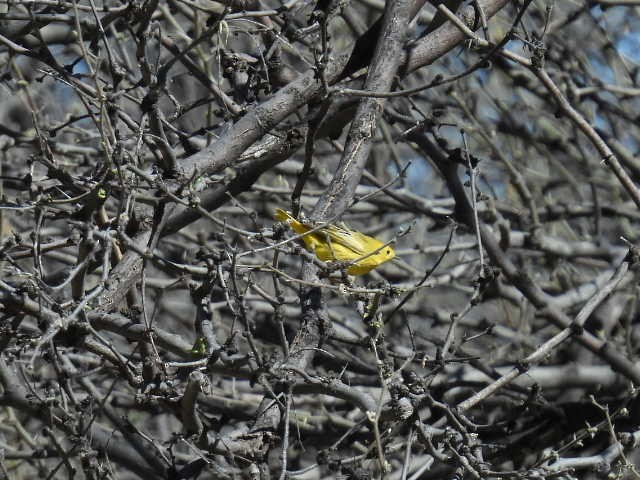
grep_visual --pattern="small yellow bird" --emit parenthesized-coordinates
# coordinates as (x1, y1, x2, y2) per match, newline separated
(274, 208, 395, 275)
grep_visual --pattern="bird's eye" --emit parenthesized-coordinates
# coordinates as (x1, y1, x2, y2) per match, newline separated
(386, 249, 391, 255)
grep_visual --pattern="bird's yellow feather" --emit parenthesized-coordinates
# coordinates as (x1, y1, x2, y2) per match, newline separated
(274, 208, 394, 275)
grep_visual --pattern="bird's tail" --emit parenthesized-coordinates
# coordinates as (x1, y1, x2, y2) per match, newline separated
(274, 208, 308, 236)
(274, 208, 294, 222)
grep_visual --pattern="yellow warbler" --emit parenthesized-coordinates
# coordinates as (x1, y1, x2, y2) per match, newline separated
(274, 208, 395, 275)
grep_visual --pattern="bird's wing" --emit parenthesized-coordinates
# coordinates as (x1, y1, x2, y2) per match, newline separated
(321, 225, 370, 255)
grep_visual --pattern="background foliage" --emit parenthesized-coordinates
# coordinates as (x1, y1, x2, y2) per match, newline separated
(1, 0, 640, 478)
